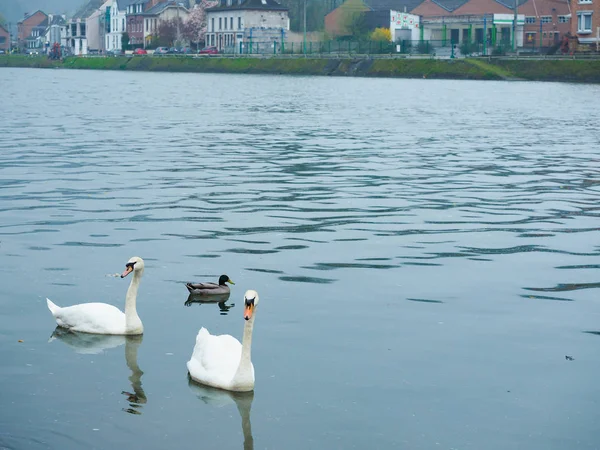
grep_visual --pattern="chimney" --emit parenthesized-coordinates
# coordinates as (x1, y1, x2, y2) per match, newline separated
(24, 12, 29, 18)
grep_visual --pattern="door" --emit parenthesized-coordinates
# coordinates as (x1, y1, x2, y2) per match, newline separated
(450, 28, 459, 44)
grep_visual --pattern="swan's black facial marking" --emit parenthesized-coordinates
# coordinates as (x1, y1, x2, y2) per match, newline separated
(121, 261, 136, 278)
(244, 296, 255, 321)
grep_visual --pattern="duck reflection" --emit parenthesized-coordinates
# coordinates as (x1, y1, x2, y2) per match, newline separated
(188, 377, 254, 450)
(48, 328, 146, 415)
(184, 293, 234, 315)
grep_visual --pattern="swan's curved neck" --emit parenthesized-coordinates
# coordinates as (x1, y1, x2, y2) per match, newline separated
(125, 268, 143, 331)
(232, 315, 255, 386)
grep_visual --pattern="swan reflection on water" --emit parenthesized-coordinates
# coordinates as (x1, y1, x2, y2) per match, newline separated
(184, 293, 235, 315)
(188, 378, 254, 450)
(48, 328, 147, 415)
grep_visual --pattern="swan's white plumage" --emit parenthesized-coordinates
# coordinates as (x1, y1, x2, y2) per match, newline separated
(187, 290, 259, 392)
(187, 327, 254, 390)
(47, 299, 132, 335)
(46, 257, 145, 335)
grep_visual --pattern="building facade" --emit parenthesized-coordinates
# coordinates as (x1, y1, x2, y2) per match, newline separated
(106, 0, 128, 51)
(17, 10, 48, 48)
(0, 25, 9, 51)
(205, 0, 289, 53)
(143, 1, 189, 47)
(571, 0, 599, 45)
(126, 0, 155, 47)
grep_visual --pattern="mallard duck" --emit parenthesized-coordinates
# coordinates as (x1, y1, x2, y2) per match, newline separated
(186, 274, 235, 295)
(46, 257, 145, 335)
(187, 290, 259, 392)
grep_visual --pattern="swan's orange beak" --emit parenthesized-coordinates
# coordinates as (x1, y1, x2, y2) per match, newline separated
(244, 303, 254, 321)
(121, 265, 133, 278)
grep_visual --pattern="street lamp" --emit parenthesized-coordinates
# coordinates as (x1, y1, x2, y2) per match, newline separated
(512, 0, 517, 51)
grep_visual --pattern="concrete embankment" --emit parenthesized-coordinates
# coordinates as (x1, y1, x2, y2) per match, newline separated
(1, 55, 599, 83)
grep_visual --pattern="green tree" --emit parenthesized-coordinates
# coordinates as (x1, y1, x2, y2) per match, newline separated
(121, 32, 130, 50)
(343, 11, 369, 40)
(278, 0, 334, 32)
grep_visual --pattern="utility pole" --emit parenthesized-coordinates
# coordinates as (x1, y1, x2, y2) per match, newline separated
(176, 4, 180, 47)
(512, 0, 517, 51)
(303, 0, 307, 54)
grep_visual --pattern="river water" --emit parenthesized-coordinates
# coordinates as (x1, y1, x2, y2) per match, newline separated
(0, 67, 599, 450)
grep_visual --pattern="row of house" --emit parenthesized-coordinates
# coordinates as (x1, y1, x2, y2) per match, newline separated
(326, 0, 599, 49)
(13, 0, 192, 55)
(11, 0, 291, 55)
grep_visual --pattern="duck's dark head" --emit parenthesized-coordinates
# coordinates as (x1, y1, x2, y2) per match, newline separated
(219, 275, 235, 286)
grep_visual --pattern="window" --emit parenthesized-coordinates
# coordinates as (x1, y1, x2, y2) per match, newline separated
(540, 16, 552, 24)
(525, 32, 536, 43)
(122, 18, 125, 30)
(558, 15, 569, 23)
(238, 16, 241, 29)
(578, 0, 592, 3)
(224, 17, 227, 29)
(219, 17, 222, 29)
(525, 16, 535, 23)
(577, 12, 592, 32)
(230, 17, 233, 29)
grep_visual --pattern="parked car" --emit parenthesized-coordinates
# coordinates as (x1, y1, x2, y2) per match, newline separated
(180, 47, 194, 54)
(107, 48, 124, 56)
(168, 47, 180, 54)
(199, 46, 218, 55)
(154, 47, 169, 55)
(0, 49, 5, 54)
(133, 48, 147, 55)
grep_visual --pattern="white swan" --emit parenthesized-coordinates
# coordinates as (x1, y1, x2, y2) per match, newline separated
(187, 289, 259, 392)
(46, 256, 145, 335)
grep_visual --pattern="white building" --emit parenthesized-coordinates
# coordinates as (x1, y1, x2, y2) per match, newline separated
(66, 0, 107, 54)
(390, 11, 420, 42)
(205, 0, 289, 53)
(45, 15, 67, 50)
(87, 0, 112, 53)
(106, 0, 128, 51)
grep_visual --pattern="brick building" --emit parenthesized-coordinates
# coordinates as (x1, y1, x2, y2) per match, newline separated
(571, 0, 600, 46)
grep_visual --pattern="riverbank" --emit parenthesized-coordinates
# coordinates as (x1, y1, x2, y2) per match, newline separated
(2, 55, 599, 83)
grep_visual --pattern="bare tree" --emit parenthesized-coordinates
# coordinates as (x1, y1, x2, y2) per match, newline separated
(157, 17, 185, 47)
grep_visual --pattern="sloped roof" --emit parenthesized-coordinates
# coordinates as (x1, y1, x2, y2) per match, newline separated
(208, 0, 288, 12)
(72, 0, 106, 18)
(364, 0, 424, 12)
(494, 0, 529, 8)
(18, 10, 48, 24)
(50, 15, 67, 26)
(143, 1, 188, 14)
(431, 0, 469, 11)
